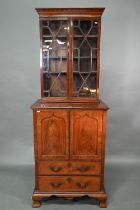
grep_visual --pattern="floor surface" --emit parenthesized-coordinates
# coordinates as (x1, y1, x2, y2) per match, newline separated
(0, 163, 140, 210)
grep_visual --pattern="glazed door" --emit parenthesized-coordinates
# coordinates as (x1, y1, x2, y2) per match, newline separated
(70, 110, 103, 159)
(41, 19, 69, 97)
(37, 110, 69, 160)
(72, 19, 99, 98)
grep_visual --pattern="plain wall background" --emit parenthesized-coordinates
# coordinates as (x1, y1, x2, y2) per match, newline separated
(0, 0, 140, 166)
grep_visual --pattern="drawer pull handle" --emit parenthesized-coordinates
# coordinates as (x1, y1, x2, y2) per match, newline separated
(50, 166, 62, 172)
(76, 182, 90, 189)
(76, 166, 91, 172)
(50, 182, 62, 188)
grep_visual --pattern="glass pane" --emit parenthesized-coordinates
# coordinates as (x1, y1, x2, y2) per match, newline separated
(73, 20, 98, 98)
(80, 20, 91, 35)
(42, 20, 68, 97)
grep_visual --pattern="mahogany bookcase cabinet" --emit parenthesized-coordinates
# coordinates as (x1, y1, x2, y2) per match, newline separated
(31, 8, 109, 208)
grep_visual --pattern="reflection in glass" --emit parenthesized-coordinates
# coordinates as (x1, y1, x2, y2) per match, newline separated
(42, 20, 68, 97)
(73, 20, 98, 97)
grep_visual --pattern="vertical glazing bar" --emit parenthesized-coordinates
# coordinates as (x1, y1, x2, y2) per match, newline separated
(78, 48, 80, 72)
(66, 19, 70, 98)
(96, 18, 101, 99)
(40, 18, 44, 97)
(91, 49, 92, 72)
(68, 18, 73, 97)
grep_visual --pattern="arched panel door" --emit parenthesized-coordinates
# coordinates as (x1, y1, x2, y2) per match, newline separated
(70, 110, 103, 160)
(37, 110, 69, 160)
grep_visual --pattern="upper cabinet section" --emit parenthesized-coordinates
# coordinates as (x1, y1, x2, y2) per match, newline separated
(36, 8, 105, 102)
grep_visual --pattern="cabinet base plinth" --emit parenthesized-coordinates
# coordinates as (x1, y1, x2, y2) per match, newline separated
(32, 190, 107, 208)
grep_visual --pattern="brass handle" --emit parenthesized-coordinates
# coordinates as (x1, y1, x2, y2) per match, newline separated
(50, 166, 62, 172)
(76, 166, 91, 172)
(76, 182, 90, 189)
(50, 182, 62, 188)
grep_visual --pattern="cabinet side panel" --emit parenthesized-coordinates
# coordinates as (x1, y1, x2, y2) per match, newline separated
(33, 111, 39, 190)
(100, 111, 107, 190)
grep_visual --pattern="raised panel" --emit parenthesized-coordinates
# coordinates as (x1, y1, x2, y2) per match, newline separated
(70, 111, 103, 159)
(37, 110, 69, 160)
(74, 115, 98, 155)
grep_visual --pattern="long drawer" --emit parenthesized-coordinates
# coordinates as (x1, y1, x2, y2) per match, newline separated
(38, 161, 101, 175)
(38, 176, 101, 192)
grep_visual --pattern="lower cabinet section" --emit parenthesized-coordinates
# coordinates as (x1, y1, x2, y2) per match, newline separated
(38, 176, 101, 192)
(32, 101, 108, 207)
(38, 161, 101, 175)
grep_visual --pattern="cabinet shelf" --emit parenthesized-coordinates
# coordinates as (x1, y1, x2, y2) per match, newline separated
(73, 57, 97, 59)
(73, 71, 97, 74)
(43, 71, 97, 74)
(47, 56, 97, 60)
(73, 25, 98, 28)
(49, 56, 67, 59)
(74, 35, 98, 38)
(73, 48, 98, 50)
(43, 35, 67, 38)
(43, 71, 67, 74)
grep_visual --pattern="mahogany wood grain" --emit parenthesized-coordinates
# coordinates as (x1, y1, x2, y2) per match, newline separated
(32, 101, 108, 207)
(31, 99, 109, 110)
(38, 176, 101, 192)
(70, 110, 103, 159)
(36, 110, 69, 160)
(32, 191, 107, 208)
(35, 8, 105, 18)
(38, 161, 101, 175)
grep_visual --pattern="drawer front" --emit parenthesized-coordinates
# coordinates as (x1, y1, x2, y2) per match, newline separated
(38, 176, 101, 192)
(38, 161, 101, 175)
